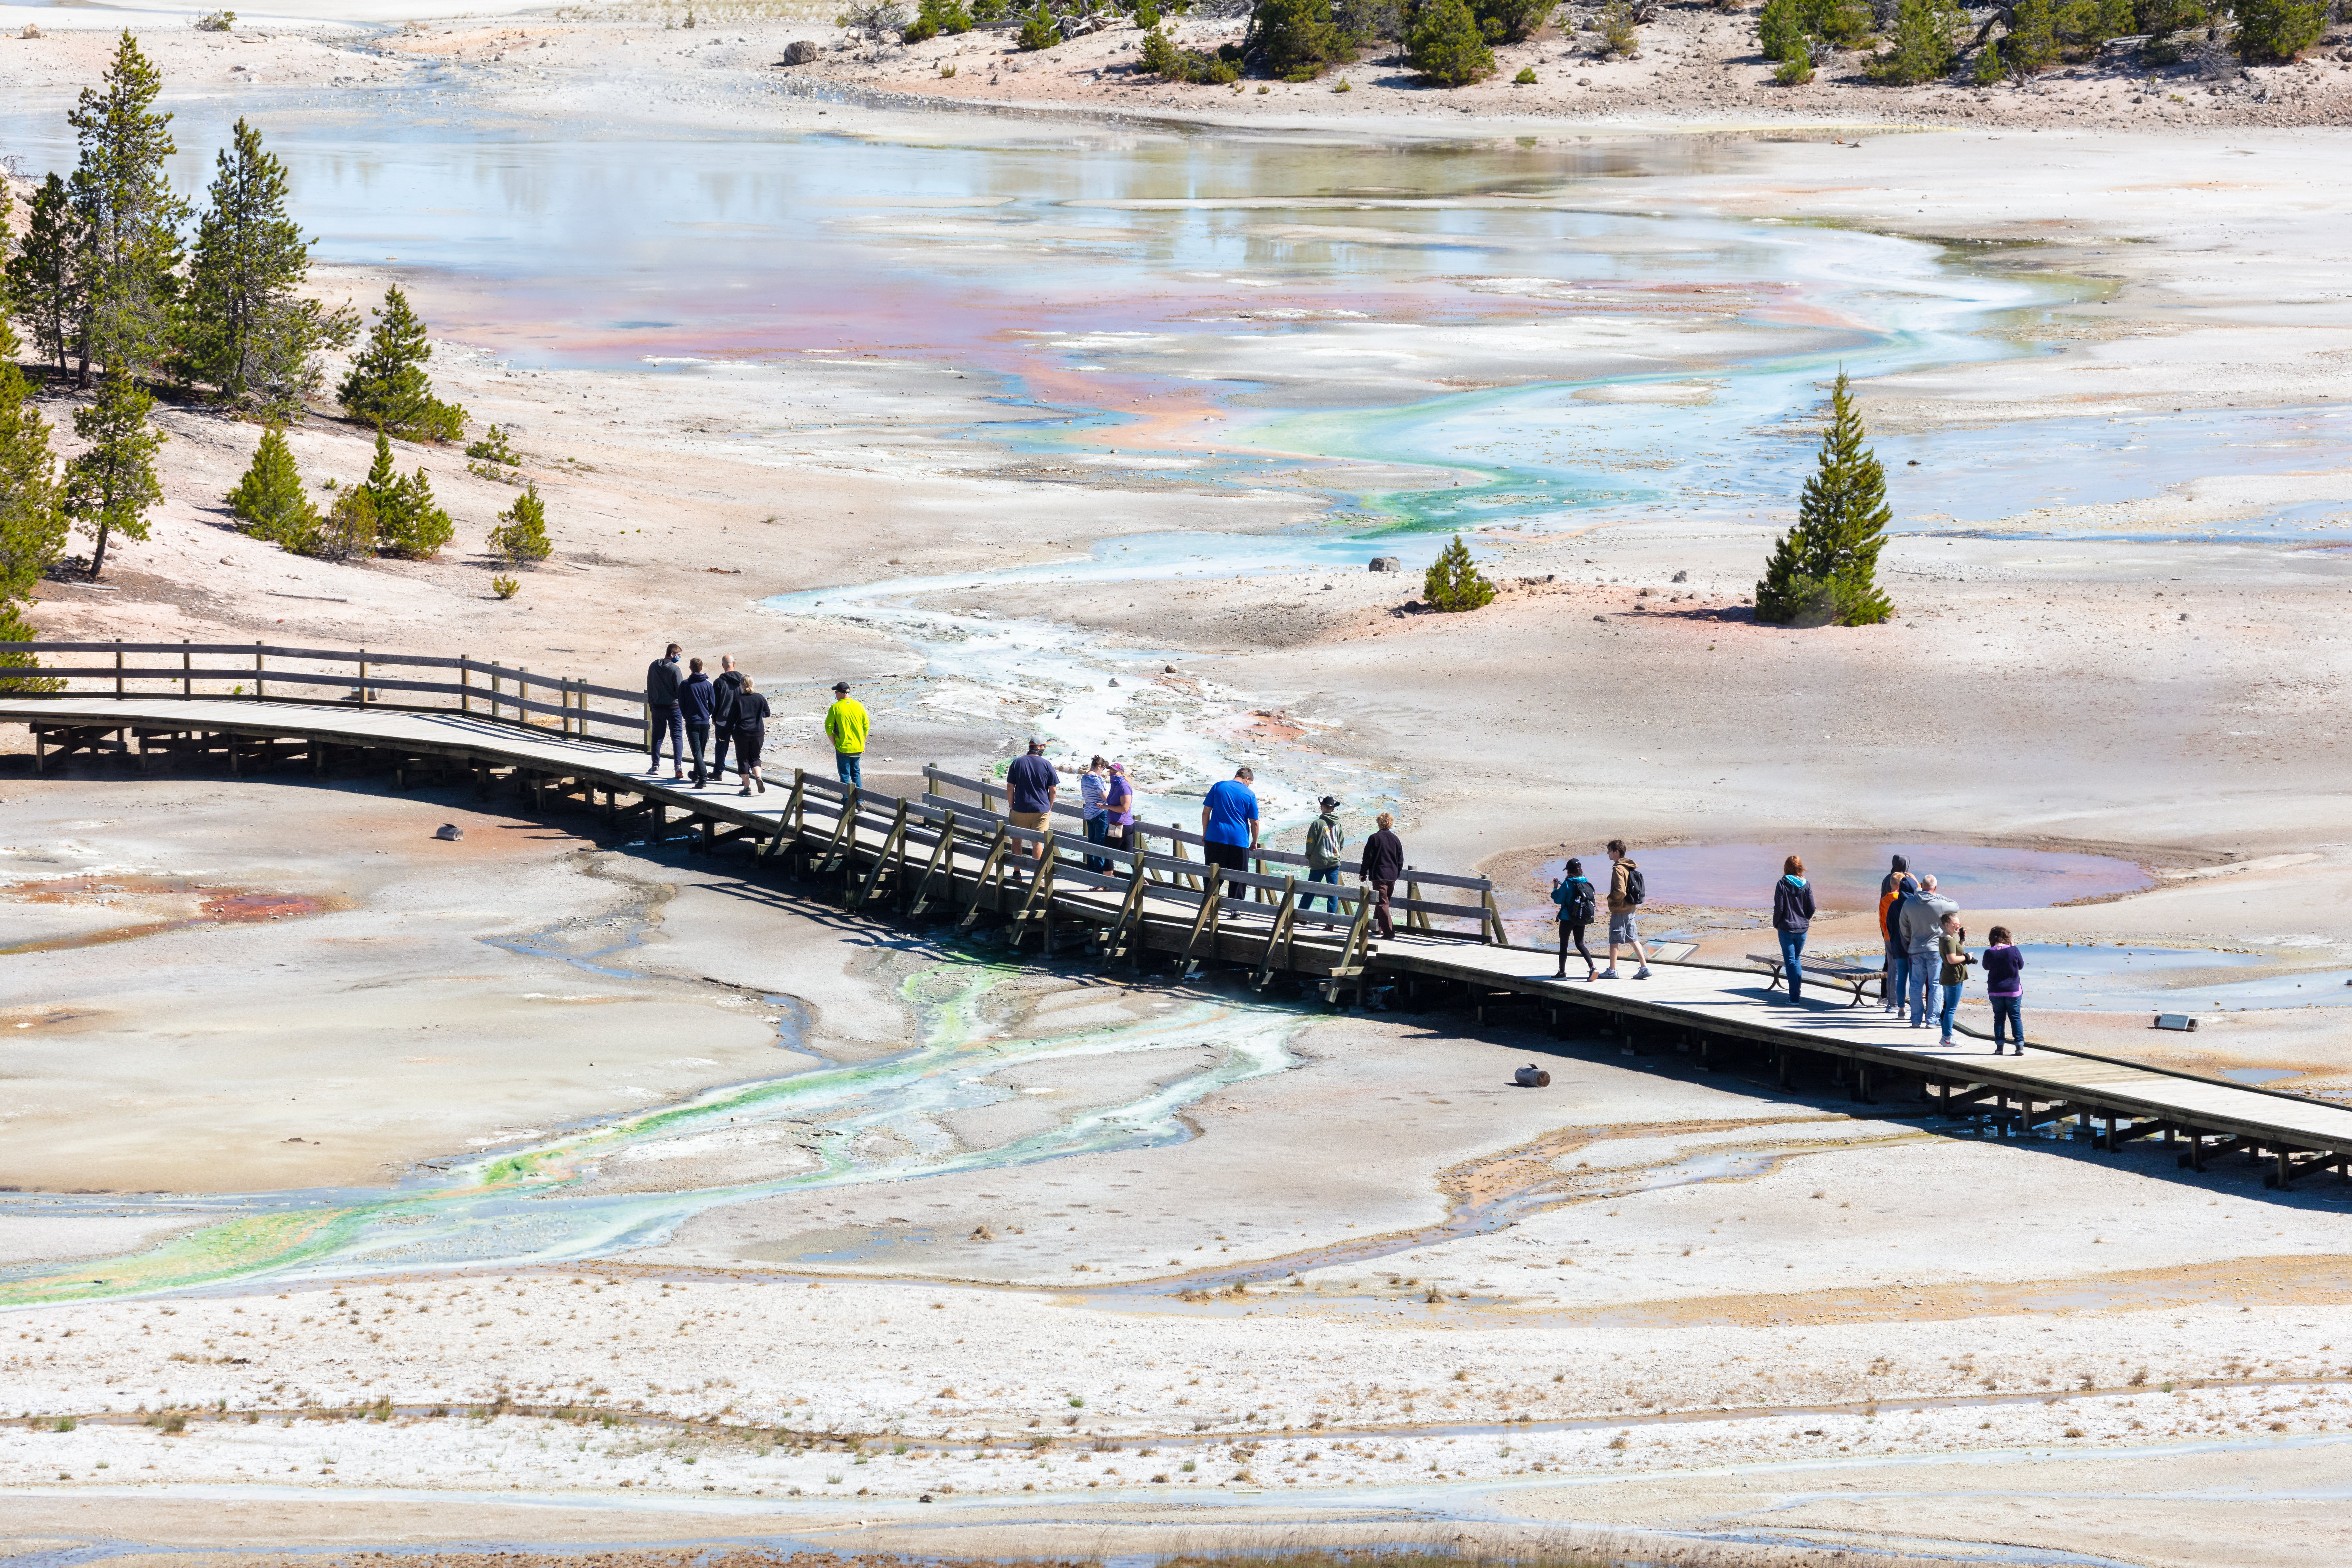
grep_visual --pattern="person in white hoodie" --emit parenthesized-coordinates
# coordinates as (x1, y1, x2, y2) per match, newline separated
(1898, 874, 1960, 1028)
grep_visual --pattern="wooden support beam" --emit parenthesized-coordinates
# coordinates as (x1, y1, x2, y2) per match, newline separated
(906, 810, 958, 918)
(958, 827, 1013, 932)
(1179, 884, 1223, 978)
(1253, 879, 1298, 990)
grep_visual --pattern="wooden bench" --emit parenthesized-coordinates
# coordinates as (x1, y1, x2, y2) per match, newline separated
(1747, 952, 1884, 1007)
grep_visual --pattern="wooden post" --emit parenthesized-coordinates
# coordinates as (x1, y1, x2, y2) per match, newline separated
(959, 826, 1013, 931)
(461, 658, 472, 715)
(114, 642, 124, 697)
(1254, 878, 1298, 989)
(907, 808, 958, 917)
(254, 643, 265, 702)
(181, 639, 191, 697)
(1481, 887, 1506, 946)
(1405, 871, 1432, 933)
(490, 666, 500, 723)
(358, 648, 369, 706)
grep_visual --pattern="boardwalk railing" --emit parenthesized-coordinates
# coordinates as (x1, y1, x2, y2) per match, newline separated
(923, 765, 1506, 942)
(0, 639, 644, 745)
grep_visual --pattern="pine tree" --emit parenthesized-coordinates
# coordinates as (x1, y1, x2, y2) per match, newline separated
(225, 426, 318, 545)
(66, 32, 190, 386)
(1404, 0, 1494, 84)
(1755, 370, 1894, 628)
(1252, 0, 1340, 75)
(2234, 0, 2324, 59)
(487, 483, 552, 565)
(1867, 0, 1958, 80)
(64, 372, 165, 581)
(336, 287, 467, 442)
(1422, 532, 1496, 612)
(3, 175, 86, 379)
(183, 119, 357, 417)
(361, 431, 452, 560)
(0, 302, 69, 691)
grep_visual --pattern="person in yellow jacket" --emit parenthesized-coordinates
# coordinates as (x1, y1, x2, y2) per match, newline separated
(824, 679, 870, 790)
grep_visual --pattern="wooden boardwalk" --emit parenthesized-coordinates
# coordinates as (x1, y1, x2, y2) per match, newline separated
(8, 691, 2352, 1192)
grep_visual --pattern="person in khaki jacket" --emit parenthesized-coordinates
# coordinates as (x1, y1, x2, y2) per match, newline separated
(1601, 838, 1651, 981)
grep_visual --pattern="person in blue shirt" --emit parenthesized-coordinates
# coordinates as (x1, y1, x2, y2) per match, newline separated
(1004, 738, 1060, 864)
(1199, 766, 1259, 899)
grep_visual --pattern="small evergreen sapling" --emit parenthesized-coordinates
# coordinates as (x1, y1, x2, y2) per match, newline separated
(2233, 0, 2324, 60)
(465, 422, 522, 481)
(1018, 3, 1060, 49)
(1422, 533, 1496, 612)
(336, 287, 467, 443)
(357, 428, 455, 559)
(1405, 0, 1495, 83)
(1754, 369, 1894, 628)
(487, 483, 552, 565)
(2, 175, 84, 380)
(225, 426, 319, 545)
(307, 488, 376, 562)
(64, 373, 165, 581)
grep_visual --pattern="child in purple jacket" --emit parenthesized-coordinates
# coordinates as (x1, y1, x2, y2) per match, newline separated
(1982, 926, 2025, 1055)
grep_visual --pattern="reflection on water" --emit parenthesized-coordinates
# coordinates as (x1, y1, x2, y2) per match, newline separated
(1529, 841, 2150, 913)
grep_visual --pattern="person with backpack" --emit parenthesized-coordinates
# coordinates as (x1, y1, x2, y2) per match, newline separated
(1772, 854, 1816, 1002)
(1982, 925, 2026, 1054)
(1304, 795, 1346, 913)
(1551, 857, 1597, 981)
(1601, 839, 1650, 980)
(1878, 855, 1918, 1015)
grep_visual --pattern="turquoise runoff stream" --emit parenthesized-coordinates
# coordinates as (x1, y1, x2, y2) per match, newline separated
(0, 918, 1305, 1305)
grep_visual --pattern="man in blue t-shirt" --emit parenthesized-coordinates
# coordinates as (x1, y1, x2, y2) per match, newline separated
(1004, 738, 1059, 862)
(1199, 766, 1259, 899)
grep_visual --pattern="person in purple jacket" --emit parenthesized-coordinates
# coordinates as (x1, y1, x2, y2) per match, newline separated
(1771, 854, 1817, 1002)
(1982, 926, 2026, 1054)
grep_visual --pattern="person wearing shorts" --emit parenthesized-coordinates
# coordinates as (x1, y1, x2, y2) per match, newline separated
(1004, 739, 1059, 859)
(1602, 839, 1651, 980)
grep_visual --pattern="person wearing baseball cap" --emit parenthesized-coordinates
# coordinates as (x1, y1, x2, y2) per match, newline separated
(1005, 738, 1059, 862)
(1304, 794, 1346, 913)
(824, 680, 869, 790)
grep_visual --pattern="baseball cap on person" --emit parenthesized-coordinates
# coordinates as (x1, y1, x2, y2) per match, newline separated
(832, 681, 850, 693)
(1025, 737, 1044, 752)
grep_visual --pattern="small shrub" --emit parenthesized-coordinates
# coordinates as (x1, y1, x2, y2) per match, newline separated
(1422, 533, 1496, 611)
(1513, 63, 1537, 80)
(1334, 74, 1354, 88)
(1253, 0, 1341, 75)
(2234, 0, 2324, 59)
(1018, 2, 1059, 48)
(1598, 0, 1639, 52)
(1867, 0, 1958, 80)
(492, 574, 519, 600)
(52, 1416, 76, 1432)
(227, 428, 320, 546)
(299, 489, 377, 562)
(487, 482, 552, 564)
(941, 61, 958, 74)
(1405, 0, 1496, 82)
(1774, 52, 1816, 79)
(1476, 0, 1552, 41)
(464, 423, 519, 465)
(195, 9, 235, 29)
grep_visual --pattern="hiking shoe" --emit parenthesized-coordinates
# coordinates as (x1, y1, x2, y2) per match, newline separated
(1633, 967, 1651, 980)
(1597, 968, 1619, 980)
(755, 777, 766, 794)
(739, 786, 753, 797)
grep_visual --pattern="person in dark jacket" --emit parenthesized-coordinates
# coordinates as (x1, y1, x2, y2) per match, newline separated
(677, 657, 715, 787)
(1359, 811, 1404, 940)
(1982, 925, 2026, 1054)
(707, 655, 745, 782)
(1878, 854, 1918, 1016)
(1551, 856, 1597, 982)
(730, 673, 772, 795)
(1772, 854, 1818, 1003)
(644, 643, 685, 780)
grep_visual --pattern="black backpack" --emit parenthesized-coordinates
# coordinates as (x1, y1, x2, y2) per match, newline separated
(1563, 878, 1596, 923)
(1622, 862, 1646, 908)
